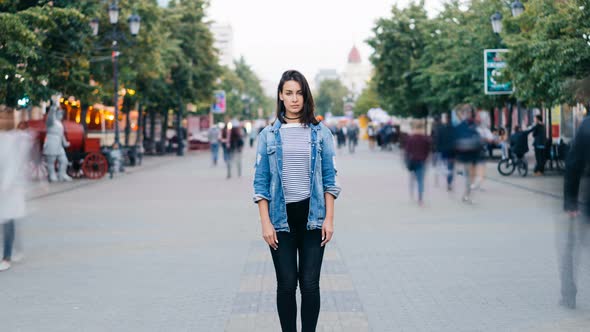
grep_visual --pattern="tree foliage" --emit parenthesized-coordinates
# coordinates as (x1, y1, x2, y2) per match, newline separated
(315, 79, 349, 116)
(354, 79, 380, 117)
(503, 0, 590, 106)
(0, 0, 334, 127)
(368, 0, 590, 116)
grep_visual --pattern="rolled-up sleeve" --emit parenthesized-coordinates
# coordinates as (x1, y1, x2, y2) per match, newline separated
(253, 130, 271, 203)
(321, 128, 341, 199)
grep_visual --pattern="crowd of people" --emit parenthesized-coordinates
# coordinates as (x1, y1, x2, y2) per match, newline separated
(403, 104, 552, 206)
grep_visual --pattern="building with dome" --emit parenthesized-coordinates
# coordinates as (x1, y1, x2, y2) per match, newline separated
(341, 45, 372, 98)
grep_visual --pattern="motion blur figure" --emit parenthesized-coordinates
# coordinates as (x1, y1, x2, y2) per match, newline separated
(0, 130, 32, 271)
(453, 104, 482, 203)
(404, 120, 431, 206)
(346, 121, 359, 154)
(559, 116, 590, 309)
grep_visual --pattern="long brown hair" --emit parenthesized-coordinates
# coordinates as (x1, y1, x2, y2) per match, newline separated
(276, 70, 319, 125)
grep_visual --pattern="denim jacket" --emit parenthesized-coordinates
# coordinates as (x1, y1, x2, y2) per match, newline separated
(253, 120, 341, 232)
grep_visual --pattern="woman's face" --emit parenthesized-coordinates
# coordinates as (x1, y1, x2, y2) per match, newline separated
(279, 80, 303, 115)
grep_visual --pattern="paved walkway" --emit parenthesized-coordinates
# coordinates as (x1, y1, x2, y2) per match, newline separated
(1, 142, 588, 331)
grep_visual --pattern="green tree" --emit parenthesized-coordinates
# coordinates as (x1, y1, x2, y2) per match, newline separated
(0, 3, 94, 107)
(232, 56, 273, 119)
(503, 0, 590, 107)
(315, 79, 349, 116)
(353, 79, 380, 117)
(0, 12, 38, 107)
(367, 1, 430, 117)
(156, 0, 220, 153)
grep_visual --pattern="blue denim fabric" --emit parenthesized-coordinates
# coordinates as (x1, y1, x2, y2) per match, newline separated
(253, 120, 341, 232)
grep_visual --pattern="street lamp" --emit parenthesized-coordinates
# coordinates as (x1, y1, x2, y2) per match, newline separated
(490, 12, 503, 34)
(511, 0, 525, 18)
(128, 14, 141, 36)
(108, 3, 119, 25)
(92, 1, 141, 146)
(90, 18, 99, 36)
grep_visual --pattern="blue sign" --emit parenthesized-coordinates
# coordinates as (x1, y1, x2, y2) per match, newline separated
(212, 90, 226, 114)
(484, 49, 514, 95)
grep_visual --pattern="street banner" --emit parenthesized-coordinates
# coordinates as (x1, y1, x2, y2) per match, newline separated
(551, 106, 561, 139)
(484, 49, 514, 95)
(212, 90, 226, 114)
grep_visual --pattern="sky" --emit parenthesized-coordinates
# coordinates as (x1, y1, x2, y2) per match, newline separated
(160, 0, 444, 94)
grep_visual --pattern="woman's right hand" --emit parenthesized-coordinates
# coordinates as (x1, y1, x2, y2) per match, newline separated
(262, 220, 278, 250)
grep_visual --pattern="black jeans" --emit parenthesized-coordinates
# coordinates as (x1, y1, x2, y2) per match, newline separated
(534, 147, 546, 173)
(270, 198, 325, 332)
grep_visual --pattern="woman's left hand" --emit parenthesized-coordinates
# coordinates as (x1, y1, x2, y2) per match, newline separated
(321, 218, 334, 247)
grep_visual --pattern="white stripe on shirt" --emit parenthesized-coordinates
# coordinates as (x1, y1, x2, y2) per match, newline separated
(280, 123, 311, 204)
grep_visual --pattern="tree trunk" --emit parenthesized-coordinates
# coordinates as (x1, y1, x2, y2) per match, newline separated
(136, 103, 143, 147)
(124, 108, 131, 147)
(507, 101, 513, 136)
(149, 107, 156, 154)
(80, 104, 88, 133)
(160, 110, 168, 154)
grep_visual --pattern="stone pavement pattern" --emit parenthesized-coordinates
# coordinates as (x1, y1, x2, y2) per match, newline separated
(0, 142, 588, 331)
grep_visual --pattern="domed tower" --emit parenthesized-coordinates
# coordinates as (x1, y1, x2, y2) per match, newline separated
(342, 45, 372, 98)
(348, 45, 362, 64)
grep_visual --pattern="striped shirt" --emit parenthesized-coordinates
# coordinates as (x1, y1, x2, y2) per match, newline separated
(280, 123, 311, 203)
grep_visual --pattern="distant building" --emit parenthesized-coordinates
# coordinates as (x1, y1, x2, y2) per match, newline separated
(314, 69, 340, 91)
(341, 45, 372, 98)
(211, 23, 235, 69)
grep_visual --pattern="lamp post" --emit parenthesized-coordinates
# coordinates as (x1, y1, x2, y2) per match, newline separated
(511, 0, 525, 18)
(90, 1, 141, 146)
(490, 12, 503, 34)
(489, 1, 525, 133)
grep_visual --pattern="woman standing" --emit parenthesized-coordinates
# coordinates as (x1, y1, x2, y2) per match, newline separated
(253, 70, 341, 332)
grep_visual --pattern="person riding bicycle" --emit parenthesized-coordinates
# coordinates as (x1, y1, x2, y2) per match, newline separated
(509, 126, 529, 160)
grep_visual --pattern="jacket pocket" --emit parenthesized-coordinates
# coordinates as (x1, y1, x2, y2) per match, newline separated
(267, 145, 276, 155)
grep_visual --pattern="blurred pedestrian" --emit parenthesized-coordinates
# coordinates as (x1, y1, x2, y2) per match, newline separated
(379, 122, 394, 151)
(367, 123, 377, 150)
(431, 116, 443, 187)
(404, 120, 432, 206)
(498, 128, 509, 160)
(0, 130, 31, 271)
(472, 117, 494, 191)
(454, 104, 482, 203)
(208, 124, 220, 166)
(221, 120, 243, 179)
(249, 125, 258, 148)
(347, 121, 359, 154)
(220, 123, 232, 178)
(525, 115, 547, 176)
(336, 123, 346, 150)
(560, 116, 590, 309)
(253, 70, 341, 332)
(230, 121, 244, 177)
(109, 142, 124, 178)
(435, 115, 456, 191)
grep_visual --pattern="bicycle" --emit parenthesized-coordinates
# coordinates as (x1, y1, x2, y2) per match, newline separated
(497, 152, 528, 177)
